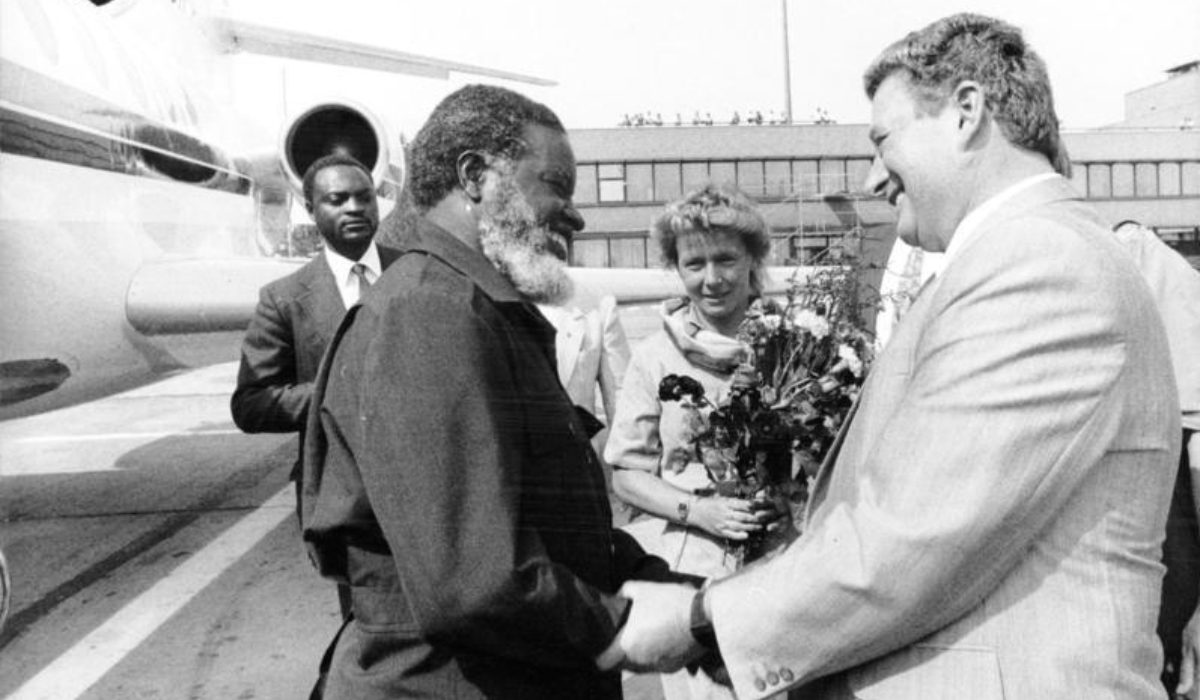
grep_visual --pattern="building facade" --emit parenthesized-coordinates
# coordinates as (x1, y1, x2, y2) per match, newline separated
(566, 123, 1200, 272)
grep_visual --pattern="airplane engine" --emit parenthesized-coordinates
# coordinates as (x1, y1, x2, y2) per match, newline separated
(279, 101, 400, 198)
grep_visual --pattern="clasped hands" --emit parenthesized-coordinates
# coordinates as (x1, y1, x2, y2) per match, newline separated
(596, 581, 711, 674)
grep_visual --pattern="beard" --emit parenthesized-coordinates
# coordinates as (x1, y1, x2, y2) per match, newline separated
(477, 174, 574, 305)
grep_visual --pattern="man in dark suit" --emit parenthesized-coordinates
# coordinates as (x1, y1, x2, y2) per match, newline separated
(300, 84, 688, 700)
(231, 153, 401, 600)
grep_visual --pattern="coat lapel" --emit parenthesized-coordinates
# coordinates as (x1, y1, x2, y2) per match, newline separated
(304, 256, 346, 349)
(554, 306, 587, 384)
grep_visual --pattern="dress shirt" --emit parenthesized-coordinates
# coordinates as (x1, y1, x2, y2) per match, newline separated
(323, 242, 382, 309)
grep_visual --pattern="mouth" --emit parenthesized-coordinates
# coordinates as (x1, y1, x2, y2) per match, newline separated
(341, 220, 372, 234)
(543, 229, 570, 261)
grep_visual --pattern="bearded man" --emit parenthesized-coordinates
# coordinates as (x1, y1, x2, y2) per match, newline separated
(299, 85, 687, 700)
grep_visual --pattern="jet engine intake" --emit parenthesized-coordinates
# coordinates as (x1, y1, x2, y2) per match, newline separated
(279, 101, 398, 197)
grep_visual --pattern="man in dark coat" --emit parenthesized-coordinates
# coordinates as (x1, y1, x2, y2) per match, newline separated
(301, 85, 686, 699)
(231, 153, 401, 622)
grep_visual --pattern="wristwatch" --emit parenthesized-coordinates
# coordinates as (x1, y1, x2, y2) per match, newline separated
(677, 495, 693, 526)
(689, 587, 719, 651)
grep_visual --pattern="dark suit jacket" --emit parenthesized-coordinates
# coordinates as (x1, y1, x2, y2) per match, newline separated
(230, 245, 402, 477)
(301, 219, 677, 700)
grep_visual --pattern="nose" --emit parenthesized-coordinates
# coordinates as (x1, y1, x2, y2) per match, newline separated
(864, 155, 889, 198)
(702, 263, 724, 288)
(560, 205, 585, 233)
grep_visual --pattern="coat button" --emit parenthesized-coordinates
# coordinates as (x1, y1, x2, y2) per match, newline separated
(766, 671, 779, 685)
(754, 678, 767, 692)
(780, 668, 794, 682)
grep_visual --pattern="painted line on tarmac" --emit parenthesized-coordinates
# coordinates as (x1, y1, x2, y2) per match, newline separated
(5, 483, 295, 700)
(16, 429, 243, 443)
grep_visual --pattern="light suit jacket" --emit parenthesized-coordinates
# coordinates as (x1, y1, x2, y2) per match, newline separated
(538, 287, 630, 426)
(707, 176, 1180, 700)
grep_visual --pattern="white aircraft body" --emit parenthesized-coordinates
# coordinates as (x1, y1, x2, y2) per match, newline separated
(0, 0, 802, 420)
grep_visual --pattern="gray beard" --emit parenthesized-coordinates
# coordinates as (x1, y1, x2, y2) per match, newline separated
(477, 177, 573, 306)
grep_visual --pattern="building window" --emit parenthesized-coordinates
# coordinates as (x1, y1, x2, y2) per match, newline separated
(818, 159, 847, 194)
(654, 163, 682, 201)
(682, 162, 710, 192)
(1134, 163, 1158, 198)
(575, 164, 598, 204)
(792, 160, 818, 197)
(737, 161, 765, 197)
(764, 160, 791, 198)
(1160, 162, 1181, 196)
(598, 163, 625, 202)
(1087, 163, 1112, 198)
(626, 163, 654, 202)
(846, 159, 872, 195)
(1111, 163, 1134, 197)
(709, 161, 736, 188)
(1183, 162, 1200, 196)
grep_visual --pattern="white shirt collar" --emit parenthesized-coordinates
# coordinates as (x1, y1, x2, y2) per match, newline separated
(323, 242, 381, 309)
(942, 172, 1059, 265)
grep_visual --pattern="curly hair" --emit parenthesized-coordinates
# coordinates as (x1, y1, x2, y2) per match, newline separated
(652, 183, 771, 293)
(863, 13, 1067, 171)
(405, 85, 565, 211)
(301, 153, 372, 207)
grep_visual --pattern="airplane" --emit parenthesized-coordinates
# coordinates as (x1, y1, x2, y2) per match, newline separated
(0, 0, 805, 421)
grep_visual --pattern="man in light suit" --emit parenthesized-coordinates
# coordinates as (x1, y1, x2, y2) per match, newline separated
(538, 284, 631, 518)
(605, 14, 1180, 700)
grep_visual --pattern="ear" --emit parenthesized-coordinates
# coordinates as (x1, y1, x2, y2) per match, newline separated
(456, 151, 489, 202)
(951, 80, 986, 147)
(304, 200, 315, 217)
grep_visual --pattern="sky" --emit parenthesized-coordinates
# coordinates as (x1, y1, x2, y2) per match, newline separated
(223, 0, 1199, 149)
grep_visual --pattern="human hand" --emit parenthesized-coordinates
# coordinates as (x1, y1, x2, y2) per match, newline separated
(1177, 604, 1200, 698)
(693, 495, 776, 540)
(608, 581, 704, 673)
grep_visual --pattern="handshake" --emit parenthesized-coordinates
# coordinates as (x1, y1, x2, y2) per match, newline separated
(596, 580, 730, 685)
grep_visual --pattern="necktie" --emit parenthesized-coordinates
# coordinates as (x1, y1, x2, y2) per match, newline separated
(351, 263, 372, 304)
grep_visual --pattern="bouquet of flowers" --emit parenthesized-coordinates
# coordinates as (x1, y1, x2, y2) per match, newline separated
(658, 253, 876, 565)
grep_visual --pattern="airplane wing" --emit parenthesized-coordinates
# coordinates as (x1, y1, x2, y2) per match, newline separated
(206, 18, 556, 86)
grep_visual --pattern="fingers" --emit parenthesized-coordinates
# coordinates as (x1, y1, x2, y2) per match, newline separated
(1179, 652, 1196, 697)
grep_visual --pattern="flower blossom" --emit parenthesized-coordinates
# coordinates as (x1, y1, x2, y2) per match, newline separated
(793, 309, 830, 339)
(838, 344, 864, 377)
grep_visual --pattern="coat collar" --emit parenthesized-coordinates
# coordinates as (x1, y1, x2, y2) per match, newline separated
(398, 218, 526, 303)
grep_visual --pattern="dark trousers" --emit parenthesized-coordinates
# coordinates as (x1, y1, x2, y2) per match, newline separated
(1160, 429, 1199, 693)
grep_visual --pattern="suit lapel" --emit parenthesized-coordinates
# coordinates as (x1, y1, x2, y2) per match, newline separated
(554, 307, 587, 384)
(305, 257, 346, 349)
